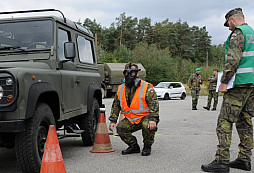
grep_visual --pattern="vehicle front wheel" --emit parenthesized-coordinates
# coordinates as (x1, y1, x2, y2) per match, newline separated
(15, 102, 55, 173)
(78, 98, 100, 146)
(180, 93, 186, 100)
(163, 93, 170, 100)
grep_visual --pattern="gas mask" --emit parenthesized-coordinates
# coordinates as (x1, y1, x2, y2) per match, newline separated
(123, 68, 140, 87)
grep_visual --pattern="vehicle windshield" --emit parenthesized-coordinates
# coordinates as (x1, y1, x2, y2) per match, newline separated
(155, 83, 170, 88)
(0, 20, 53, 53)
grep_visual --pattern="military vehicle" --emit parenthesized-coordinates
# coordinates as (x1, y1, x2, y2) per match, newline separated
(0, 9, 102, 172)
(98, 63, 146, 98)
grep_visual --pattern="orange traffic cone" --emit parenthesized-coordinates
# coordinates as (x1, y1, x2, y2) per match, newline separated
(90, 112, 115, 153)
(40, 125, 66, 173)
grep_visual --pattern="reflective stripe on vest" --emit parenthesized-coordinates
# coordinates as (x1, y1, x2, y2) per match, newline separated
(242, 51, 254, 57)
(236, 67, 254, 74)
(126, 117, 143, 122)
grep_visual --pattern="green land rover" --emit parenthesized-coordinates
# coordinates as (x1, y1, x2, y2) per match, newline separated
(0, 9, 102, 172)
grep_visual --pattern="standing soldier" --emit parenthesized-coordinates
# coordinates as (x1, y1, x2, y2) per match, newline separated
(201, 8, 254, 172)
(203, 68, 219, 111)
(188, 68, 202, 110)
(108, 62, 159, 156)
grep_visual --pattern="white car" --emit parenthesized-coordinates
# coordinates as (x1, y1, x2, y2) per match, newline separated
(154, 82, 186, 100)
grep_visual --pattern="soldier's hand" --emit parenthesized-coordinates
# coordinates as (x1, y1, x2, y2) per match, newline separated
(148, 121, 157, 130)
(109, 123, 116, 132)
(218, 83, 228, 93)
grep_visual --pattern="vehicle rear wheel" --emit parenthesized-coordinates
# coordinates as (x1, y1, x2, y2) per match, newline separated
(180, 93, 186, 100)
(15, 102, 55, 173)
(163, 93, 170, 100)
(78, 98, 100, 146)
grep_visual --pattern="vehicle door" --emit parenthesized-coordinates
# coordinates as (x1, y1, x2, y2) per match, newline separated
(172, 83, 182, 97)
(57, 27, 80, 113)
(75, 34, 99, 113)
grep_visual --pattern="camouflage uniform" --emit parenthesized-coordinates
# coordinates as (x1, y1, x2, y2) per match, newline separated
(188, 73, 202, 108)
(215, 25, 254, 164)
(206, 74, 218, 109)
(109, 80, 159, 147)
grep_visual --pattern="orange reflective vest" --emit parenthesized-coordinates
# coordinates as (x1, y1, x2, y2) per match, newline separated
(117, 80, 151, 124)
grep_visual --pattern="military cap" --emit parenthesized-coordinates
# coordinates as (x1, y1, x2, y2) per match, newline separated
(195, 68, 201, 71)
(224, 8, 243, 27)
(213, 68, 219, 71)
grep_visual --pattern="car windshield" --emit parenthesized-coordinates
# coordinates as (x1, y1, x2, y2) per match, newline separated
(0, 20, 53, 53)
(155, 83, 170, 88)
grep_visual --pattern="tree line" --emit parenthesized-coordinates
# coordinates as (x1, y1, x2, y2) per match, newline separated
(79, 13, 225, 85)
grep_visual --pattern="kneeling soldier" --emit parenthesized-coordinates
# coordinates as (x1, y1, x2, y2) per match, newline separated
(109, 62, 159, 156)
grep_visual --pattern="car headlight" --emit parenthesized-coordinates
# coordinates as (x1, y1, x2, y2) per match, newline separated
(0, 71, 17, 106)
(6, 78, 13, 85)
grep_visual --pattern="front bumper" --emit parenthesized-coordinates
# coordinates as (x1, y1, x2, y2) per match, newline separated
(0, 120, 25, 132)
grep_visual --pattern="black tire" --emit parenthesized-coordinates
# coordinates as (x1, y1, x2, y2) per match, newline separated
(15, 102, 55, 173)
(78, 98, 100, 146)
(180, 92, 186, 100)
(163, 93, 170, 100)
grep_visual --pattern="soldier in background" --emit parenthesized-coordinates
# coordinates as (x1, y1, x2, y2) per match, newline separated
(203, 68, 219, 111)
(108, 62, 159, 156)
(188, 68, 202, 110)
(201, 8, 254, 172)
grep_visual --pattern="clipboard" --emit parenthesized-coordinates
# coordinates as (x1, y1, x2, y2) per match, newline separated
(216, 71, 235, 92)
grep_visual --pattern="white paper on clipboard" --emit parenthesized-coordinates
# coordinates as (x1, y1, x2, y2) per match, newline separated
(216, 71, 235, 92)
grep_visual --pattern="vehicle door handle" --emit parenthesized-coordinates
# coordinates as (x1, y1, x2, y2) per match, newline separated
(75, 79, 81, 85)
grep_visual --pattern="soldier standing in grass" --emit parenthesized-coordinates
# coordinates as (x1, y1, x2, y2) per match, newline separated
(188, 68, 202, 110)
(201, 8, 254, 173)
(108, 62, 159, 156)
(203, 68, 219, 111)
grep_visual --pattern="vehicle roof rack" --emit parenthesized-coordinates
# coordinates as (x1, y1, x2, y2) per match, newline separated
(0, 9, 66, 23)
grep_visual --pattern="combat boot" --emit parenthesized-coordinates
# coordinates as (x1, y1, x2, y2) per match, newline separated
(122, 144, 140, 155)
(203, 106, 210, 111)
(229, 158, 251, 171)
(201, 160, 229, 172)
(192, 106, 197, 110)
(211, 108, 216, 111)
(141, 144, 151, 156)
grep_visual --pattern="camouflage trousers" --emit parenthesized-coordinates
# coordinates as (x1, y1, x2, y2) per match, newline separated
(191, 89, 200, 107)
(215, 87, 254, 164)
(206, 90, 218, 109)
(117, 116, 157, 146)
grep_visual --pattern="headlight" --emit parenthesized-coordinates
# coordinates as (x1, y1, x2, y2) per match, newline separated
(6, 78, 13, 85)
(0, 85, 3, 100)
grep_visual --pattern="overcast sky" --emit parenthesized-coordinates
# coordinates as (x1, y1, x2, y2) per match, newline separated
(2, 0, 254, 45)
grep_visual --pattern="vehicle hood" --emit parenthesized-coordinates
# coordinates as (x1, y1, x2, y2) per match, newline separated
(0, 52, 50, 62)
(0, 61, 51, 70)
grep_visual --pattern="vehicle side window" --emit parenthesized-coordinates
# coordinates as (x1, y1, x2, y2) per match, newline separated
(58, 28, 70, 61)
(175, 83, 181, 88)
(77, 35, 95, 64)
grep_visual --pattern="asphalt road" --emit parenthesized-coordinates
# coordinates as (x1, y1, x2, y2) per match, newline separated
(0, 96, 252, 173)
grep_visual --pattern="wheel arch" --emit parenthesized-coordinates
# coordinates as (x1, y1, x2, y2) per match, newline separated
(26, 82, 60, 120)
(87, 83, 102, 112)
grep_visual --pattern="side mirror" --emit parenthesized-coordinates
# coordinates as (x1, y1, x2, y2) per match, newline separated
(64, 42, 75, 59)
(170, 86, 173, 89)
